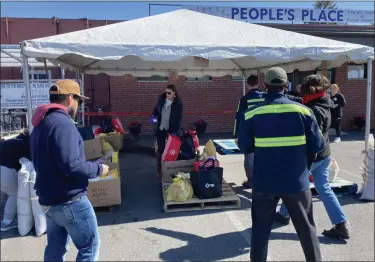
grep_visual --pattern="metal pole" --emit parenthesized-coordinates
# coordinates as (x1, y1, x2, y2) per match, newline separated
(242, 74, 246, 96)
(80, 72, 85, 127)
(365, 57, 373, 151)
(61, 68, 65, 79)
(22, 55, 33, 133)
(148, 4, 151, 16)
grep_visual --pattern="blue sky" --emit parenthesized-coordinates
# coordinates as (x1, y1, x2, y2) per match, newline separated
(1, 1, 374, 20)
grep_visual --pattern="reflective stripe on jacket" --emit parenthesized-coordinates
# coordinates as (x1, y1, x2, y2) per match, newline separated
(238, 92, 325, 195)
(233, 89, 265, 138)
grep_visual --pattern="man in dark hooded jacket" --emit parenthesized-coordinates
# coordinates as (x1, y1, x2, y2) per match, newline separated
(30, 80, 109, 261)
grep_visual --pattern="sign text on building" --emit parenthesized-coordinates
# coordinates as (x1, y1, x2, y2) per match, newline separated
(184, 5, 375, 24)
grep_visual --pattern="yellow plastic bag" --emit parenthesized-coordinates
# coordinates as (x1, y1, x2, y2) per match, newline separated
(112, 152, 119, 164)
(166, 173, 193, 202)
(201, 139, 217, 161)
(101, 140, 114, 159)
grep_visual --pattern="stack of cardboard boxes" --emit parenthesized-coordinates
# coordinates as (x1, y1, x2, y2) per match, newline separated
(84, 133, 123, 207)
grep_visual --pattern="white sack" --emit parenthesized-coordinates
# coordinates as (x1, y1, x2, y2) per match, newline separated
(328, 158, 339, 183)
(29, 166, 47, 237)
(360, 134, 374, 201)
(17, 158, 34, 236)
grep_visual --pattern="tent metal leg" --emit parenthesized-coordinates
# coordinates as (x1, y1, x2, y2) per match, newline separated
(242, 75, 246, 96)
(365, 57, 373, 151)
(22, 54, 33, 133)
(80, 72, 85, 127)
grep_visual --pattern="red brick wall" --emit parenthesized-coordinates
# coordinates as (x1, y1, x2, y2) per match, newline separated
(109, 63, 375, 134)
(335, 62, 375, 129)
(110, 75, 243, 134)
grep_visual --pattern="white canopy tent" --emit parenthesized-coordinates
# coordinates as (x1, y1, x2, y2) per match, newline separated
(19, 9, 374, 148)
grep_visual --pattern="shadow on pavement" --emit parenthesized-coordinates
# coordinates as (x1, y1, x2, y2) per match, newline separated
(144, 227, 250, 261)
(270, 231, 348, 245)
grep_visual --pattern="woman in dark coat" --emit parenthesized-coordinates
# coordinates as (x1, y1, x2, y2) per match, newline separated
(152, 84, 183, 177)
(330, 84, 346, 143)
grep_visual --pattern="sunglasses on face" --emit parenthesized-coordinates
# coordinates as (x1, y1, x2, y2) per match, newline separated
(165, 91, 173, 95)
(71, 94, 83, 105)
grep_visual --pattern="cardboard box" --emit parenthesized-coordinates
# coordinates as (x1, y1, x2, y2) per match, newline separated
(161, 159, 195, 183)
(84, 139, 104, 160)
(99, 134, 124, 151)
(87, 162, 121, 207)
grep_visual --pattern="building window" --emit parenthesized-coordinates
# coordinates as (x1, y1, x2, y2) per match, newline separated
(347, 64, 367, 80)
(22, 70, 51, 80)
(137, 75, 168, 82)
(186, 75, 212, 82)
(231, 76, 244, 81)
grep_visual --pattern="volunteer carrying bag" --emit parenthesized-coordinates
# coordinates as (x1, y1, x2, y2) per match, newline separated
(162, 135, 182, 161)
(190, 161, 223, 199)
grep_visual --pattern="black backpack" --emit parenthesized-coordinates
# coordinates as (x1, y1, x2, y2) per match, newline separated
(177, 130, 196, 160)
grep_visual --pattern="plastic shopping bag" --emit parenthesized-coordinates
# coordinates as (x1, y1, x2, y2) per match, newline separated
(162, 135, 182, 162)
(360, 134, 374, 201)
(328, 158, 339, 183)
(17, 158, 34, 236)
(29, 166, 47, 236)
(166, 173, 193, 202)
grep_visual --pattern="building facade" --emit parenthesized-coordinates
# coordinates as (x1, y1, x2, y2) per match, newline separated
(1, 17, 374, 133)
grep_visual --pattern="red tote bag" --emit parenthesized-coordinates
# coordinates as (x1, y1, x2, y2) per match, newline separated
(111, 118, 125, 134)
(188, 130, 199, 149)
(162, 135, 182, 161)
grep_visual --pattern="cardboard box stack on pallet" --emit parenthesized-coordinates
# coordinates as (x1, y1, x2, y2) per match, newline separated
(83, 133, 123, 208)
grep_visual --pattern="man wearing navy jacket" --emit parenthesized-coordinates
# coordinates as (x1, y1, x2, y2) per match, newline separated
(238, 67, 324, 262)
(234, 75, 265, 188)
(30, 80, 109, 261)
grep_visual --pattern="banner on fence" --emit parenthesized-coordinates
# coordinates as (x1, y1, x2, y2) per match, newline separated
(0, 82, 52, 109)
(183, 5, 375, 24)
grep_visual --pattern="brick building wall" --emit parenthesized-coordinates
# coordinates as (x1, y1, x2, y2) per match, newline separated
(109, 75, 244, 133)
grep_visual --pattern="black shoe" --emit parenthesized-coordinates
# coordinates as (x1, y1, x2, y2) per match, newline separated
(274, 212, 291, 225)
(242, 180, 253, 189)
(322, 221, 351, 240)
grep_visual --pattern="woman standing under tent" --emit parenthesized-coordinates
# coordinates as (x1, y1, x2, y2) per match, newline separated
(330, 84, 346, 143)
(152, 84, 184, 178)
(275, 75, 351, 240)
(0, 129, 30, 232)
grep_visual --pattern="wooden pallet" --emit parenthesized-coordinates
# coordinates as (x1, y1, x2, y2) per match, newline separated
(162, 180, 241, 213)
(94, 205, 115, 215)
(310, 178, 358, 196)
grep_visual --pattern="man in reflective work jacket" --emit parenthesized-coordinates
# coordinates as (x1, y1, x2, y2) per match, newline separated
(238, 67, 325, 262)
(233, 75, 265, 188)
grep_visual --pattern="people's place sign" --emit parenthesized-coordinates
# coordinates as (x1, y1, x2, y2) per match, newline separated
(184, 5, 374, 24)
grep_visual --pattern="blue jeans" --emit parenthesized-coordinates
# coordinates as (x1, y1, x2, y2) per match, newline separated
(279, 156, 347, 225)
(44, 195, 100, 261)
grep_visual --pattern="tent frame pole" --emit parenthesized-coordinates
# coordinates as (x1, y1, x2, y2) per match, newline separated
(365, 57, 373, 151)
(22, 54, 33, 133)
(242, 73, 246, 96)
(80, 71, 85, 127)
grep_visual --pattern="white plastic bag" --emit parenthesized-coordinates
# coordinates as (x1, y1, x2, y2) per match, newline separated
(360, 134, 374, 201)
(328, 158, 339, 183)
(17, 158, 34, 236)
(29, 167, 47, 236)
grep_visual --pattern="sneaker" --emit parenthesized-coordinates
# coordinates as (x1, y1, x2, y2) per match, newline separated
(242, 180, 252, 189)
(322, 221, 351, 240)
(0, 220, 18, 232)
(333, 137, 341, 143)
(274, 212, 291, 225)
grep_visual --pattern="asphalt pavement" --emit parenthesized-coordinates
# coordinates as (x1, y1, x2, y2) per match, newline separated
(1, 131, 374, 261)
